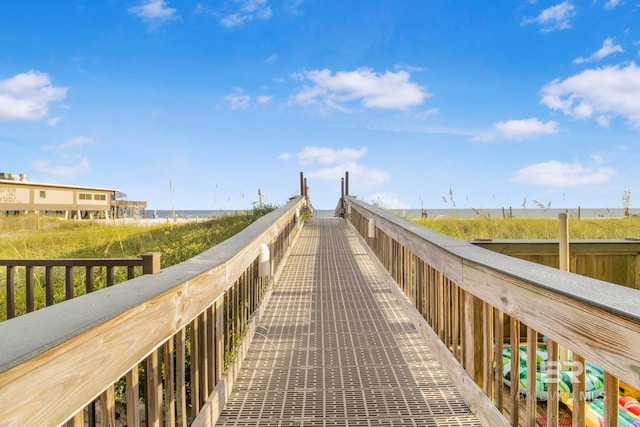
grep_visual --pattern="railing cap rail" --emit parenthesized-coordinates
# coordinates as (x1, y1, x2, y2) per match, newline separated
(347, 196, 640, 323)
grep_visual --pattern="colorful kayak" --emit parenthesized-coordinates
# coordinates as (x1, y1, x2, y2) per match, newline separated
(502, 345, 604, 401)
(554, 392, 640, 426)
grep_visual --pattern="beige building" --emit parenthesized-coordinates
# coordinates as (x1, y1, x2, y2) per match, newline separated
(0, 173, 146, 219)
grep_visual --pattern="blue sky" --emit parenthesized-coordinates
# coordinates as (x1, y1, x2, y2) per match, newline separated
(1, 1, 639, 211)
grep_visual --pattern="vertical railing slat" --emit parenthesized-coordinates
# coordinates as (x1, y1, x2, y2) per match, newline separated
(510, 317, 520, 427)
(85, 266, 94, 294)
(65, 265, 74, 300)
(604, 372, 619, 427)
(99, 386, 116, 427)
(164, 338, 176, 427)
(26, 265, 35, 313)
(6, 265, 15, 319)
(176, 328, 188, 427)
(572, 353, 586, 427)
(546, 339, 559, 427)
(126, 364, 140, 427)
(493, 309, 504, 410)
(146, 348, 162, 427)
(526, 327, 537, 427)
(45, 265, 55, 306)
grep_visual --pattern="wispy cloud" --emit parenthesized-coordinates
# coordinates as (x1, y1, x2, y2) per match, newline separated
(510, 159, 616, 186)
(293, 146, 390, 190)
(33, 157, 91, 180)
(541, 62, 640, 128)
(0, 71, 67, 121)
(225, 88, 251, 109)
(522, 1, 576, 32)
(297, 146, 367, 165)
(283, 0, 304, 15)
(128, 0, 177, 24)
(219, 0, 272, 28)
(366, 192, 410, 209)
(604, 0, 623, 9)
(290, 67, 430, 112)
(474, 118, 560, 141)
(265, 54, 278, 64)
(41, 136, 95, 151)
(306, 161, 390, 188)
(574, 37, 623, 63)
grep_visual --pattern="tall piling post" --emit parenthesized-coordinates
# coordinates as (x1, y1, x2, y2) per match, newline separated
(345, 171, 349, 196)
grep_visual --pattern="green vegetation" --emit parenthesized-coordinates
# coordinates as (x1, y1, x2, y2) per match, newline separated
(0, 208, 275, 320)
(411, 216, 640, 240)
(0, 209, 273, 264)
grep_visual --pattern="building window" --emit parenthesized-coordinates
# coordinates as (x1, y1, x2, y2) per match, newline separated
(79, 193, 92, 200)
(39, 191, 46, 198)
(95, 194, 106, 201)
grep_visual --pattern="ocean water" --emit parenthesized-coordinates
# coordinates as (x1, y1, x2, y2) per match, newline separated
(145, 207, 638, 220)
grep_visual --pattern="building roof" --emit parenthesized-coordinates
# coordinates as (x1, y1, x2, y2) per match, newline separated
(0, 179, 115, 192)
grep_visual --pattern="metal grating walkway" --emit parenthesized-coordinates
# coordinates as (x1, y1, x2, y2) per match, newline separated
(216, 218, 482, 427)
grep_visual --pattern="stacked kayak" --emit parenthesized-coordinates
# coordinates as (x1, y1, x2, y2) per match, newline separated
(502, 345, 640, 425)
(502, 345, 604, 400)
(564, 397, 640, 427)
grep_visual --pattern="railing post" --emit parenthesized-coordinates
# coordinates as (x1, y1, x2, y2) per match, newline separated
(300, 172, 305, 197)
(345, 171, 349, 196)
(142, 252, 161, 275)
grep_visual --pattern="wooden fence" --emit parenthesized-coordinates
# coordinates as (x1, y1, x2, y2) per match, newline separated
(0, 197, 307, 427)
(346, 196, 640, 427)
(471, 239, 640, 290)
(1, 253, 161, 320)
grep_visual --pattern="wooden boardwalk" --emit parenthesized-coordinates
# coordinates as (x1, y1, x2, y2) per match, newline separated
(216, 218, 482, 427)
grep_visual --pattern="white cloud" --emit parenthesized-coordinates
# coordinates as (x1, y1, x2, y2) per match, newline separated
(283, 0, 304, 15)
(47, 116, 61, 126)
(604, 0, 622, 9)
(257, 95, 273, 103)
(33, 157, 90, 180)
(265, 54, 278, 64)
(220, 0, 272, 28)
(128, 0, 177, 22)
(522, 1, 576, 32)
(540, 62, 640, 128)
(278, 153, 292, 160)
(306, 161, 390, 188)
(293, 146, 389, 191)
(477, 118, 560, 141)
(416, 108, 440, 119)
(366, 192, 410, 209)
(495, 118, 559, 139)
(574, 37, 624, 64)
(225, 89, 251, 109)
(0, 71, 67, 121)
(290, 67, 431, 111)
(42, 136, 95, 151)
(510, 159, 616, 186)
(297, 146, 367, 165)
(394, 64, 424, 72)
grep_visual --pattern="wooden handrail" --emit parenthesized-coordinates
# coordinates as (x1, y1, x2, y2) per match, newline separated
(345, 196, 640, 427)
(0, 197, 307, 426)
(1, 253, 161, 320)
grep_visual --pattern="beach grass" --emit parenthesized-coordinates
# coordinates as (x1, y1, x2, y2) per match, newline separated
(411, 216, 640, 240)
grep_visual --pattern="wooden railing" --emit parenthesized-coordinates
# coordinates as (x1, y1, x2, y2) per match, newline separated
(0, 197, 308, 427)
(1, 253, 161, 320)
(345, 196, 640, 427)
(471, 239, 640, 290)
